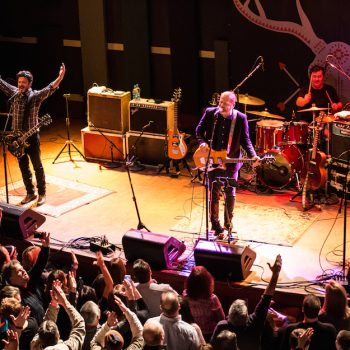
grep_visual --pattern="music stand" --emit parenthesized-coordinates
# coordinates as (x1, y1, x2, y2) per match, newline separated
(53, 94, 86, 164)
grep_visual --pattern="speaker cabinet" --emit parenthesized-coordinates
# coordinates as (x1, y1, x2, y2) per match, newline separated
(122, 229, 186, 269)
(194, 240, 256, 281)
(129, 99, 174, 135)
(88, 87, 130, 133)
(126, 132, 166, 166)
(0, 203, 46, 239)
(81, 127, 124, 162)
(331, 122, 350, 163)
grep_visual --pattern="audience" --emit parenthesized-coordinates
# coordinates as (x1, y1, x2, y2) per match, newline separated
(336, 330, 350, 350)
(211, 254, 282, 350)
(211, 330, 238, 350)
(279, 293, 337, 350)
(319, 280, 350, 332)
(146, 291, 200, 350)
(132, 259, 176, 318)
(289, 328, 314, 350)
(80, 301, 101, 350)
(183, 266, 225, 341)
(142, 320, 166, 350)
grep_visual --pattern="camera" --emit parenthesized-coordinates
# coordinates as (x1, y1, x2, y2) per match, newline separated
(34, 231, 44, 239)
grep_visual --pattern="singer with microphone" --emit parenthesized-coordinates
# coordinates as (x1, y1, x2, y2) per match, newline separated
(296, 64, 342, 123)
(0, 63, 66, 206)
(196, 91, 259, 236)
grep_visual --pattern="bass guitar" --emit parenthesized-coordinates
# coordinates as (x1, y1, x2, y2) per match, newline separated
(301, 116, 327, 210)
(193, 148, 275, 172)
(5, 114, 52, 158)
(167, 88, 188, 160)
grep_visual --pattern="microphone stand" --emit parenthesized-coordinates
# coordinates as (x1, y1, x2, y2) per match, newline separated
(200, 114, 219, 242)
(1, 113, 11, 203)
(89, 123, 122, 169)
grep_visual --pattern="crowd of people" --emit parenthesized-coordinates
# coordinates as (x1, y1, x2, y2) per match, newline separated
(0, 232, 349, 350)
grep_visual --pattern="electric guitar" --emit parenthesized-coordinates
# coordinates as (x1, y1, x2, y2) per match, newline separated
(167, 88, 188, 160)
(193, 148, 275, 172)
(5, 114, 52, 158)
(301, 116, 327, 210)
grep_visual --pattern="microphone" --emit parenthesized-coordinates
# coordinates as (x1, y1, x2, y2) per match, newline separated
(142, 120, 154, 130)
(260, 56, 264, 71)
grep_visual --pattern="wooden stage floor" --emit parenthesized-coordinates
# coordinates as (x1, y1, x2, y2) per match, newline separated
(0, 118, 349, 311)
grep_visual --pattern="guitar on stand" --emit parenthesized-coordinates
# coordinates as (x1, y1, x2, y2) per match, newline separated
(301, 115, 327, 210)
(162, 88, 192, 178)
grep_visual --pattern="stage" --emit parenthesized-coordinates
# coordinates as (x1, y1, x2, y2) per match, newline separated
(0, 117, 349, 314)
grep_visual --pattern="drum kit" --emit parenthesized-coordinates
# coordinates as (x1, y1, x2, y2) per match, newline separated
(239, 94, 344, 191)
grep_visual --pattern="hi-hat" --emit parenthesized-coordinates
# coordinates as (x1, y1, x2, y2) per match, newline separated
(238, 94, 265, 106)
(247, 109, 285, 120)
(298, 106, 328, 113)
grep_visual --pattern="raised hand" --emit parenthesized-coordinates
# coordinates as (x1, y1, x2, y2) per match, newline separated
(9, 305, 30, 330)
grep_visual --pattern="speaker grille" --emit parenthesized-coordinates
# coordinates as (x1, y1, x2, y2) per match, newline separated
(331, 122, 350, 163)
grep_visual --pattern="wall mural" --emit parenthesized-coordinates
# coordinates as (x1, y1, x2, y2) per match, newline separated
(232, 0, 350, 110)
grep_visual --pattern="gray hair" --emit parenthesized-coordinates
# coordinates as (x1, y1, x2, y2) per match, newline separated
(228, 299, 248, 326)
(80, 301, 100, 326)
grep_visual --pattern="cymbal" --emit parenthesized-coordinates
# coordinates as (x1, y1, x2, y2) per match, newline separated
(238, 94, 265, 106)
(247, 109, 285, 120)
(316, 114, 336, 123)
(298, 106, 328, 113)
(0, 112, 12, 116)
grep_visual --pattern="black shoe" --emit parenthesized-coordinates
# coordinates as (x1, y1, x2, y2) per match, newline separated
(211, 221, 224, 236)
(21, 194, 37, 204)
(37, 195, 46, 206)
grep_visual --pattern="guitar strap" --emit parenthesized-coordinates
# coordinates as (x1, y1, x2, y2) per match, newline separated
(226, 109, 237, 154)
(22, 90, 34, 131)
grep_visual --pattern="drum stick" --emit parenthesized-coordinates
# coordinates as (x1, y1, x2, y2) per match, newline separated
(308, 78, 312, 93)
(325, 90, 333, 105)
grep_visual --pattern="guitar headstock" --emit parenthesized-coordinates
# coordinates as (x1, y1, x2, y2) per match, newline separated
(40, 114, 52, 126)
(261, 154, 275, 164)
(172, 87, 182, 103)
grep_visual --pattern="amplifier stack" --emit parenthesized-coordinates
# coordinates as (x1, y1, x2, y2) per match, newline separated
(82, 86, 175, 166)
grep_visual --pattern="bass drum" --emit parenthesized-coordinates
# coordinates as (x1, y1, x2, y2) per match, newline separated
(256, 145, 304, 189)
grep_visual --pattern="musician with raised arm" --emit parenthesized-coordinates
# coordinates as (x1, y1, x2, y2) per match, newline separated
(196, 91, 259, 236)
(0, 64, 66, 206)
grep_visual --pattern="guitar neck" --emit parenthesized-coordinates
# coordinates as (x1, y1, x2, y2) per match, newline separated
(20, 116, 48, 142)
(225, 158, 256, 164)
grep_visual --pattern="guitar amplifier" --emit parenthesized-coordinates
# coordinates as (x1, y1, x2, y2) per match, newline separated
(81, 127, 125, 162)
(331, 121, 350, 163)
(328, 161, 350, 199)
(126, 132, 166, 166)
(88, 86, 130, 133)
(129, 98, 174, 135)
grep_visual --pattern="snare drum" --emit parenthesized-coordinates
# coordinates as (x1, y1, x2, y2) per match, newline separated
(256, 144, 304, 189)
(255, 119, 284, 154)
(283, 121, 309, 145)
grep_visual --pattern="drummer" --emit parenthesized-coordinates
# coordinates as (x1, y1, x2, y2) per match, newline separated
(296, 64, 342, 123)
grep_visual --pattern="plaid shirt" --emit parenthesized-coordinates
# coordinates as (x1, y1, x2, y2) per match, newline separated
(0, 77, 56, 131)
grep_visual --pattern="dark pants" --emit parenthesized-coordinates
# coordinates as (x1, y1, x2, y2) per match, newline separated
(18, 133, 46, 196)
(209, 164, 239, 226)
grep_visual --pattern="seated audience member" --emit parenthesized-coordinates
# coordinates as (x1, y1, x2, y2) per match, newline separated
(146, 291, 200, 350)
(80, 301, 101, 350)
(336, 330, 350, 350)
(91, 296, 143, 350)
(183, 266, 224, 340)
(211, 254, 282, 350)
(142, 320, 166, 350)
(279, 294, 337, 350)
(289, 328, 314, 350)
(211, 330, 238, 350)
(319, 280, 350, 332)
(1, 232, 50, 350)
(21, 246, 41, 272)
(132, 259, 176, 318)
(30, 280, 85, 350)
